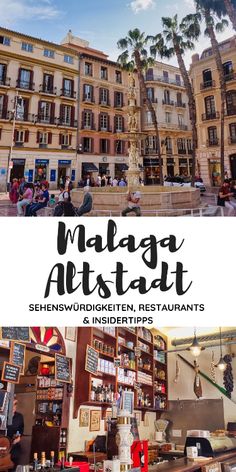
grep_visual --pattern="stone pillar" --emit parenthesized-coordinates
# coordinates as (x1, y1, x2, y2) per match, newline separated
(116, 415, 133, 471)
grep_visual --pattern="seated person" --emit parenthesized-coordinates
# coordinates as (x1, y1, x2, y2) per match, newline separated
(26, 183, 49, 216)
(76, 186, 93, 216)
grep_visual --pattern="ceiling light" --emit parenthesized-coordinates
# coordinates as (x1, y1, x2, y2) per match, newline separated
(189, 329, 202, 357)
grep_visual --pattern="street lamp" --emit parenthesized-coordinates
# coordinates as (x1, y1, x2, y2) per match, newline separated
(6, 91, 22, 193)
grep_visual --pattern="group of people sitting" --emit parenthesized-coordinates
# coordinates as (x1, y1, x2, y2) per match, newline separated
(218, 179, 236, 216)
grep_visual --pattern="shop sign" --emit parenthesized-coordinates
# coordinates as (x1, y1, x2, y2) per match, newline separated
(35, 159, 49, 165)
(50, 169, 56, 182)
(12, 159, 25, 165)
(35, 343, 50, 353)
(85, 345, 99, 375)
(10, 342, 26, 374)
(0, 169, 6, 175)
(1, 362, 21, 384)
(58, 160, 71, 165)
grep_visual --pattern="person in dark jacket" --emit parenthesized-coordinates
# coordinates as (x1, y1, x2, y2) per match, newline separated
(76, 186, 93, 216)
(7, 399, 24, 467)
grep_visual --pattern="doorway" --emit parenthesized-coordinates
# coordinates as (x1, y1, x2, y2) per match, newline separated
(230, 155, 236, 180)
(10, 160, 25, 182)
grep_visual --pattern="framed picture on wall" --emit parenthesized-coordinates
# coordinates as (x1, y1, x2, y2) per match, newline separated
(134, 411, 141, 426)
(104, 409, 112, 431)
(90, 410, 101, 432)
(65, 327, 77, 342)
(79, 408, 89, 427)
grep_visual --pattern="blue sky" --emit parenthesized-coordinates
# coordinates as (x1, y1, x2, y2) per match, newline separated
(0, 0, 234, 66)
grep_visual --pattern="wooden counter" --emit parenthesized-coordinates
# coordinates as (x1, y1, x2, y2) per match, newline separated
(154, 451, 236, 471)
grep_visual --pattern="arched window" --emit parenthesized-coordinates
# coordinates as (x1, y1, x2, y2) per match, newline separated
(29, 327, 66, 354)
(223, 61, 233, 81)
(226, 90, 236, 116)
(207, 126, 218, 146)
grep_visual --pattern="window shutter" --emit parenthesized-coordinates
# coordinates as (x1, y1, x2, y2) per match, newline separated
(91, 138, 94, 153)
(37, 101, 41, 120)
(2, 65, 6, 83)
(36, 131, 40, 143)
(0, 128, 2, 140)
(99, 88, 102, 104)
(107, 115, 110, 132)
(25, 130, 29, 142)
(24, 99, 29, 121)
(29, 70, 34, 90)
(122, 116, 125, 132)
(81, 111, 85, 129)
(71, 80, 74, 96)
(107, 139, 110, 154)
(91, 85, 94, 103)
(71, 106, 75, 126)
(48, 132, 52, 144)
(17, 68, 22, 85)
(60, 104, 63, 123)
(14, 129, 17, 143)
(98, 113, 101, 131)
(91, 112, 94, 130)
(2, 95, 8, 119)
(114, 116, 117, 133)
(59, 133, 62, 145)
(83, 84, 86, 101)
(114, 92, 117, 107)
(62, 78, 66, 94)
(107, 89, 110, 106)
(99, 139, 102, 153)
(50, 102, 55, 124)
(69, 134, 72, 146)
(121, 92, 124, 107)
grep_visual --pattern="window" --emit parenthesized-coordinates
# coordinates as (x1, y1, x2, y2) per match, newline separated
(178, 114, 184, 126)
(146, 68, 154, 80)
(85, 62, 92, 76)
(115, 115, 123, 132)
(16, 98, 28, 121)
(176, 92, 182, 106)
(39, 132, 48, 145)
(187, 139, 193, 153)
(0, 64, 6, 84)
(43, 74, 54, 93)
(63, 79, 74, 98)
(146, 111, 153, 125)
(114, 91, 123, 107)
(100, 138, 109, 153)
(83, 84, 93, 102)
(22, 42, 33, 52)
(44, 49, 55, 58)
(208, 126, 218, 145)
(177, 138, 186, 153)
(0, 36, 10, 46)
(83, 110, 93, 129)
(115, 70, 122, 84)
(223, 61, 233, 80)
(147, 88, 154, 102)
(83, 137, 93, 152)
(175, 74, 181, 86)
(15, 130, 25, 143)
(230, 123, 236, 143)
(100, 88, 109, 105)
(226, 90, 236, 115)
(165, 112, 171, 123)
(115, 140, 123, 154)
(164, 90, 170, 104)
(39, 101, 51, 123)
(18, 69, 33, 90)
(100, 113, 108, 131)
(205, 95, 216, 117)
(62, 105, 72, 125)
(202, 69, 213, 87)
(163, 71, 169, 82)
(61, 134, 70, 146)
(101, 67, 108, 80)
(64, 54, 74, 64)
(166, 137, 172, 152)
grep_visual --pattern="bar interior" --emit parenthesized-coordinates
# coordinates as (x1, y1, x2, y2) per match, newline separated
(0, 327, 236, 472)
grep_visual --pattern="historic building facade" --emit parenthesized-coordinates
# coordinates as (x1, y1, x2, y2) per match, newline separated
(0, 27, 79, 191)
(61, 31, 131, 181)
(190, 36, 236, 186)
(142, 62, 193, 184)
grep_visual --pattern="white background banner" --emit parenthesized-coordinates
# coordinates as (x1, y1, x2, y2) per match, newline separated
(0, 217, 234, 327)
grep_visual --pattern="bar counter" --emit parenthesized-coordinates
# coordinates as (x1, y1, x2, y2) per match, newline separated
(154, 451, 236, 471)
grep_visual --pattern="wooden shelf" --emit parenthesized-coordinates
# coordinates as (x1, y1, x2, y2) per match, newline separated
(138, 336, 153, 347)
(93, 328, 117, 341)
(117, 382, 135, 388)
(118, 344, 135, 353)
(138, 366, 153, 374)
(82, 401, 113, 407)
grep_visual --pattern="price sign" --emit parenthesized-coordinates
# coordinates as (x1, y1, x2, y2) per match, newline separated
(121, 391, 134, 415)
(55, 354, 72, 384)
(85, 345, 99, 375)
(1, 362, 20, 384)
(10, 342, 25, 374)
(1, 327, 30, 342)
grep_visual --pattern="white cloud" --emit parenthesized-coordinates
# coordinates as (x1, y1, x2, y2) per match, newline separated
(130, 0, 155, 14)
(0, 0, 60, 24)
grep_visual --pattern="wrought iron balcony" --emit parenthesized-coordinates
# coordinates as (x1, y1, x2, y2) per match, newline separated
(224, 72, 236, 82)
(162, 99, 174, 106)
(178, 148, 187, 155)
(229, 136, 236, 144)
(200, 80, 216, 90)
(175, 101, 186, 108)
(8, 111, 36, 122)
(206, 138, 219, 146)
(81, 123, 96, 130)
(145, 74, 183, 87)
(57, 118, 78, 128)
(39, 84, 57, 95)
(0, 77, 10, 87)
(36, 115, 57, 125)
(226, 107, 236, 116)
(16, 79, 35, 91)
(202, 111, 220, 121)
(99, 100, 110, 106)
(60, 88, 76, 99)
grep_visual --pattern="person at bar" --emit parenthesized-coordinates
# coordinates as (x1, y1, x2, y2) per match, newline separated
(7, 398, 24, 467)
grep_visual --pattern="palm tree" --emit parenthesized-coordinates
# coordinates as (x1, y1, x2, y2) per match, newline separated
(194, 0, 229, 183)
(223, 0, 236, 30)
(117, 28, 164, 185)
(149, 14, 201, 186)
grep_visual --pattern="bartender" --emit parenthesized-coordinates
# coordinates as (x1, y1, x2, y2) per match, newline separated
(7, 398, 24, 467)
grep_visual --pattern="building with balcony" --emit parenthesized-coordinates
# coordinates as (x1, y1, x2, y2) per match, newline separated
(142, 62, 193, 184)
(61, 31, 132, 181)
(190, 36, 236, 186)
(0, 27, 80, 190)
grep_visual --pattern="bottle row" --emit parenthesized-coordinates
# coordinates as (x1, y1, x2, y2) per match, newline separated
(90, 381, 115, 403)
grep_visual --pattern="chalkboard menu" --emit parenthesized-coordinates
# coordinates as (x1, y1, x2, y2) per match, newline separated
(10, 342, 25, 374)
(85, 345, 99, 375)
(55, 354, 71, 383)
(121, 391, 134, 414)
(1, 362, 20, 384)
(1, 327, 30, 342)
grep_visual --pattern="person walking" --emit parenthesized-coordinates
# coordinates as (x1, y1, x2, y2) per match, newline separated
(75, 186, 93, 216)
(218, 180, 236, 216)
(17, 183, 33, 216)
(9, 179, 19, 204)
(119, 178, 126, 187)
(122, 191, 141, 217)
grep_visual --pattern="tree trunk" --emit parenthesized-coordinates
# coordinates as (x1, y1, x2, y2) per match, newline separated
(224, 0, 236, 30)
(205, 11, 227, 184)
(174, 38, 197, 187)
(134, 51, 164, 185)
